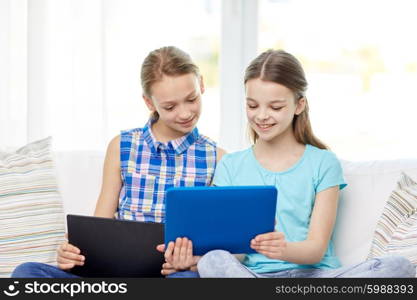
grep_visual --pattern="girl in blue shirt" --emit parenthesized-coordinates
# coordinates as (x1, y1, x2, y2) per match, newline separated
(164, 49, 415, 278)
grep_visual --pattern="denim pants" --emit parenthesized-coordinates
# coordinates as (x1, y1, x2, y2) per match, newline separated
(11, 262, 199, 278)
(12, 263, 79, 278)
(197, 250, 416, 278)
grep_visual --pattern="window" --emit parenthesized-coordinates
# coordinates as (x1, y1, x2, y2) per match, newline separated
(1, 0, 221, 150)
(259, 0, 417, 160)
(103, 0, 221, 147)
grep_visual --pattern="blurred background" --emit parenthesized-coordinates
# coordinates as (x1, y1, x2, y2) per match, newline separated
(1, 0, 416, 160)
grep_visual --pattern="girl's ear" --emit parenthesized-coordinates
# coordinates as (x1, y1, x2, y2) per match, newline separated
(199, 75, 205, 95)
(295, 97, 306, 116)
(143, 95, 156, 113)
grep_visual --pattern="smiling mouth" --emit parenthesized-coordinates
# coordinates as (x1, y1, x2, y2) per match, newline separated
(256, 123, 275, 129)
(178, 117, 195, 126)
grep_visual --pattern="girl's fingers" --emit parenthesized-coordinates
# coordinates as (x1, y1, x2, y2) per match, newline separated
(251, 239, 286, 247)
(254, 232, 284, 242)
(251, 245, 281, 252)
(60, 251, 85, 263)
(174, 237, 186, 269)
(57, 257, 72, 265)
(181, 239, 195, 269)
(168, 238, 195, 270)
(161, 262, 176, 276)
(61, 243, 81, 255)
(161, 268, 177, 276)
(164, 241, 174, 263)
(57, 256, 84, 266)
(186, 240, 193, 264)
(172, 238, 182, 265)
(162, 262, 174, 269)
(57, 244, 84, 262)
(178, 237, 188, 265)
(165, 237, 197, 270)
(156, 244, 165, 253)
(58, 263, 75, 270)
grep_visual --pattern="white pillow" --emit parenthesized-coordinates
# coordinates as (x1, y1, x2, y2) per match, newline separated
(0, 137, 65, 277)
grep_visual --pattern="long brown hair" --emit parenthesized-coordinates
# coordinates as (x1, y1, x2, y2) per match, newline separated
(141, 46, 200, 120)
(244, 49, 328, 150)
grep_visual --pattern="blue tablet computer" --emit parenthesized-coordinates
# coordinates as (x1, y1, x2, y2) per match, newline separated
(164, 186, 277, 255)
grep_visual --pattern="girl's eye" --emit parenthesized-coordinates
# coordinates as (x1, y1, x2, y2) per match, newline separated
(272, 107, 283, 111)
(247, 105, 257, 109)
(164, 106, 174, 111)
(187, 98, 197, 102)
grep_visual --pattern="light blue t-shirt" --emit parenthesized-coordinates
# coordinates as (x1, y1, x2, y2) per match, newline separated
(213, 144, 347, 274)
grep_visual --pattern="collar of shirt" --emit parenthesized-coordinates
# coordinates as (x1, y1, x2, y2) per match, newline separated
(142, 119, 200, 155)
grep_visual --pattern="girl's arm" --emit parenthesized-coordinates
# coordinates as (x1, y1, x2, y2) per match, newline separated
(93, 135, 122, 218)
(252, 186, 339, 265)
(57, 136, 122, 269)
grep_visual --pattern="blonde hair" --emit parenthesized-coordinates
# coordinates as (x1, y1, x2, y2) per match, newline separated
(244, 49, 328, 150)
(141, 46, 200, 120)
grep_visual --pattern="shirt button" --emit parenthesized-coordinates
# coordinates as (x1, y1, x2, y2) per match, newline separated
(157, 143, 167, 151)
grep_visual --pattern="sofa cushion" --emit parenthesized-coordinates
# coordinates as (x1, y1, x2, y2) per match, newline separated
(386, 213, 417, 264)
(54, 151, 104, 217)
(367, 172, 417, 267)
(334, 160, 417, 266)
(0, 137, 65, 277)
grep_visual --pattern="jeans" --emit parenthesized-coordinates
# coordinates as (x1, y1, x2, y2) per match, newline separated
(197, 250, 416, 278)
(12, 262, 80, 278)
(11, 262, 199, 278)
(167, 271, 199, 278)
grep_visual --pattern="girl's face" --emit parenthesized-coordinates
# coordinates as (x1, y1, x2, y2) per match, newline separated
(245, 78, 305, 142)
(144, 73, 204, 136)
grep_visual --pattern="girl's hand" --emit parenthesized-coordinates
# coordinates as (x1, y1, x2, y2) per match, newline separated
(57, 234, 85, 270)
(156, 237, 200, 275)
(250, 231, 287, 260)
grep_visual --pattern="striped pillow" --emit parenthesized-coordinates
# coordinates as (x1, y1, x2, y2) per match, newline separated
(368, 172, 417, 266)
(386, 213, 417, 264)
(0, 137, 65, 277)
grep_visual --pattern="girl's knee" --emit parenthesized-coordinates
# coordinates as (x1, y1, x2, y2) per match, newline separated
(12, 262, 39, 277)
(390, 256, 415, 277)
(198, 250, 233, 266)
(376, 256, 416, 277)
(205, 249, 233, 259)
(197, 249, 234, 276)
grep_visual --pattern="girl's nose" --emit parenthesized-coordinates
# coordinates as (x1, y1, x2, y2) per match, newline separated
(178, 109, 192, 121)
(256, 109, 269, 122)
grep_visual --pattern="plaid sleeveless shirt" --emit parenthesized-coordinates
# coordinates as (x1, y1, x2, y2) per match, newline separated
(117, 119, 217, 223)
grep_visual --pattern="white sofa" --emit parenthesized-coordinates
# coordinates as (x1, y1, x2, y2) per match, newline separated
(54, 151, 417, 267)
